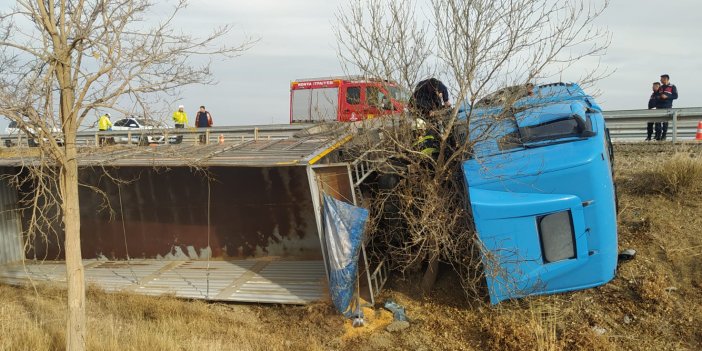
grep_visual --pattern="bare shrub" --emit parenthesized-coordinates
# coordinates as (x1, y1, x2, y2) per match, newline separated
(634, 272, 672, 308)
(0, 1, 255, 349)
(337, 0, 610, 299)
(480, 302, 561, 351)
(560, 326, 614, 351)
(633, 153, 702, 197)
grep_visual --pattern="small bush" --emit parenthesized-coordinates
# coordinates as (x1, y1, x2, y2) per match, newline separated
(561, 326, 614, 351)
(481, 302, 561, 351)
(633, 153, 702, 197)
(635, 272, 672, 308)
(482, 313, 545, 351)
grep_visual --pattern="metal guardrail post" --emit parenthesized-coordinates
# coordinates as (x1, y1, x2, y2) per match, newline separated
(94, 133, 99, 146)
(672, 110, 679, 144)
(205, 129, 210, 145)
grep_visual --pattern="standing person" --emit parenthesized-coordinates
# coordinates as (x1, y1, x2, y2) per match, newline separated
(195, 105, 213, 144)
(646, 82, 661, 141)
(172, 105, 188, 128)
(655, 74, 678, 141)
(98, 113, 112, 146)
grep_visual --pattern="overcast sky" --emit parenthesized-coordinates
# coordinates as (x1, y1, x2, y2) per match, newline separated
(175, 0, 701, 126)
(3, 0, 701, 128)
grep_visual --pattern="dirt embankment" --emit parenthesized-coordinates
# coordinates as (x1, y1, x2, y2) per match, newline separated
(1, 143, 701, 351)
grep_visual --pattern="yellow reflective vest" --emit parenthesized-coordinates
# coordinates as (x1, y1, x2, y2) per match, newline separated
(98, 115, 112, 131)
(172, 111, 188, 125)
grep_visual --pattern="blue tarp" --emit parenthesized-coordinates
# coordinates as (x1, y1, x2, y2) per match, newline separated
(322, 194, 368, 317)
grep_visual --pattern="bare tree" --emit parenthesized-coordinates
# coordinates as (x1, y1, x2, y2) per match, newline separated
(0, 1, 254, 349)
(336, 0, 609, 298)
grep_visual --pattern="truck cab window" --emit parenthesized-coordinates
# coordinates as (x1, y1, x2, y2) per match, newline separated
(346, 87, 361, 105)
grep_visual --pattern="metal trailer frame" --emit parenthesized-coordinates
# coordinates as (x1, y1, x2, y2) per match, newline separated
(0, 124, 389, 305)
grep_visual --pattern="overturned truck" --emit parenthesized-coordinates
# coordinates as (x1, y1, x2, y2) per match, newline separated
(0, 124, 386, 305)
(0, 82, 618, 306)
(460, 82, 618, 303)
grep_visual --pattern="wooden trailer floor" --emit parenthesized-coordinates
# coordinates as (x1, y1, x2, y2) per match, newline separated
(0, 259, 327, 304)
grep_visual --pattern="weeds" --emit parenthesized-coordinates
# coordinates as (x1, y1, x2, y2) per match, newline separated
(633, 152, 702, 197)
(481, 300, 561, 351)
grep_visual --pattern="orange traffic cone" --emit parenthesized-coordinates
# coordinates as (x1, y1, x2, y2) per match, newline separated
(696, 121, 702, 141)
(218, 134, 225, 144)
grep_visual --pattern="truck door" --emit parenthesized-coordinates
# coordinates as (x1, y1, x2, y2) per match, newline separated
(469, 187, 590, 304)
(340, 85, 364, 122)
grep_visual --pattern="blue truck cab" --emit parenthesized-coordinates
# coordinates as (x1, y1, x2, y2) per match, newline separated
(459, 83, 617, 304)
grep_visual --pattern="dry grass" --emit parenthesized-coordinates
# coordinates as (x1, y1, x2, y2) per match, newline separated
(481, 302, 560, 351)
(0, 147, 41, 158)
(2, 143, 702, 351)
(0, 284, 339, 351)
(628, 149, 702, 197)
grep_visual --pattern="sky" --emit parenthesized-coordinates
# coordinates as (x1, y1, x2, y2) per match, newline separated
(175, 0, 702, 126)
(2, 0, 702, 128)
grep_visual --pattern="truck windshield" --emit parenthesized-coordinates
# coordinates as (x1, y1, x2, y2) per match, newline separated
(519, 116, 593, 144)
(497, 116, 594, 151)
(388, 86, 408, 103)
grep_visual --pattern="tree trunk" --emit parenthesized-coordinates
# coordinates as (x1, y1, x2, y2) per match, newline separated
(62, 145, 85, 351)
(420, 255, 440, 295)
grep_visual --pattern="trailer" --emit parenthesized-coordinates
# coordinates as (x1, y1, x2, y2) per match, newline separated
(0, 123, 387, 305)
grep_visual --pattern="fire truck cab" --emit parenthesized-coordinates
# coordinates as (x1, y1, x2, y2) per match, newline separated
(290, 76, 405, 123)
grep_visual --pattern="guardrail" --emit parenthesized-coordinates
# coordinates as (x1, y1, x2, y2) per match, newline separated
(603, 107, 702, 142)
(2, 108, 701, 148)
(0, 124, 314, 148)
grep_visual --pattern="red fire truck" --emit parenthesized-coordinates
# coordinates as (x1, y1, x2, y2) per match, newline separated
(290, 76, 406, 123)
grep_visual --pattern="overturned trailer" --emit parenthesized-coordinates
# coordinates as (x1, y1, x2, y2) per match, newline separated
(0, 124, 386, 305)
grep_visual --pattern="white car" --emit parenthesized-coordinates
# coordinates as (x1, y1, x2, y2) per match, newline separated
(4, 120, 64, 147)
(110, 116, 182, 145)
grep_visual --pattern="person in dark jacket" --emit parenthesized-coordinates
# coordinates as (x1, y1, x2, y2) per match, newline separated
(195, 105, 213, 144)
(655, 74, 678, 141)
(646, 82, 661, 141)
(410, 78, 451, 117)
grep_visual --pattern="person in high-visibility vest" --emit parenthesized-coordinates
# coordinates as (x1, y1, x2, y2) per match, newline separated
(172, 105, 188, 128)
(98, 113, 112, 131)
(98, 113, 112, 146)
